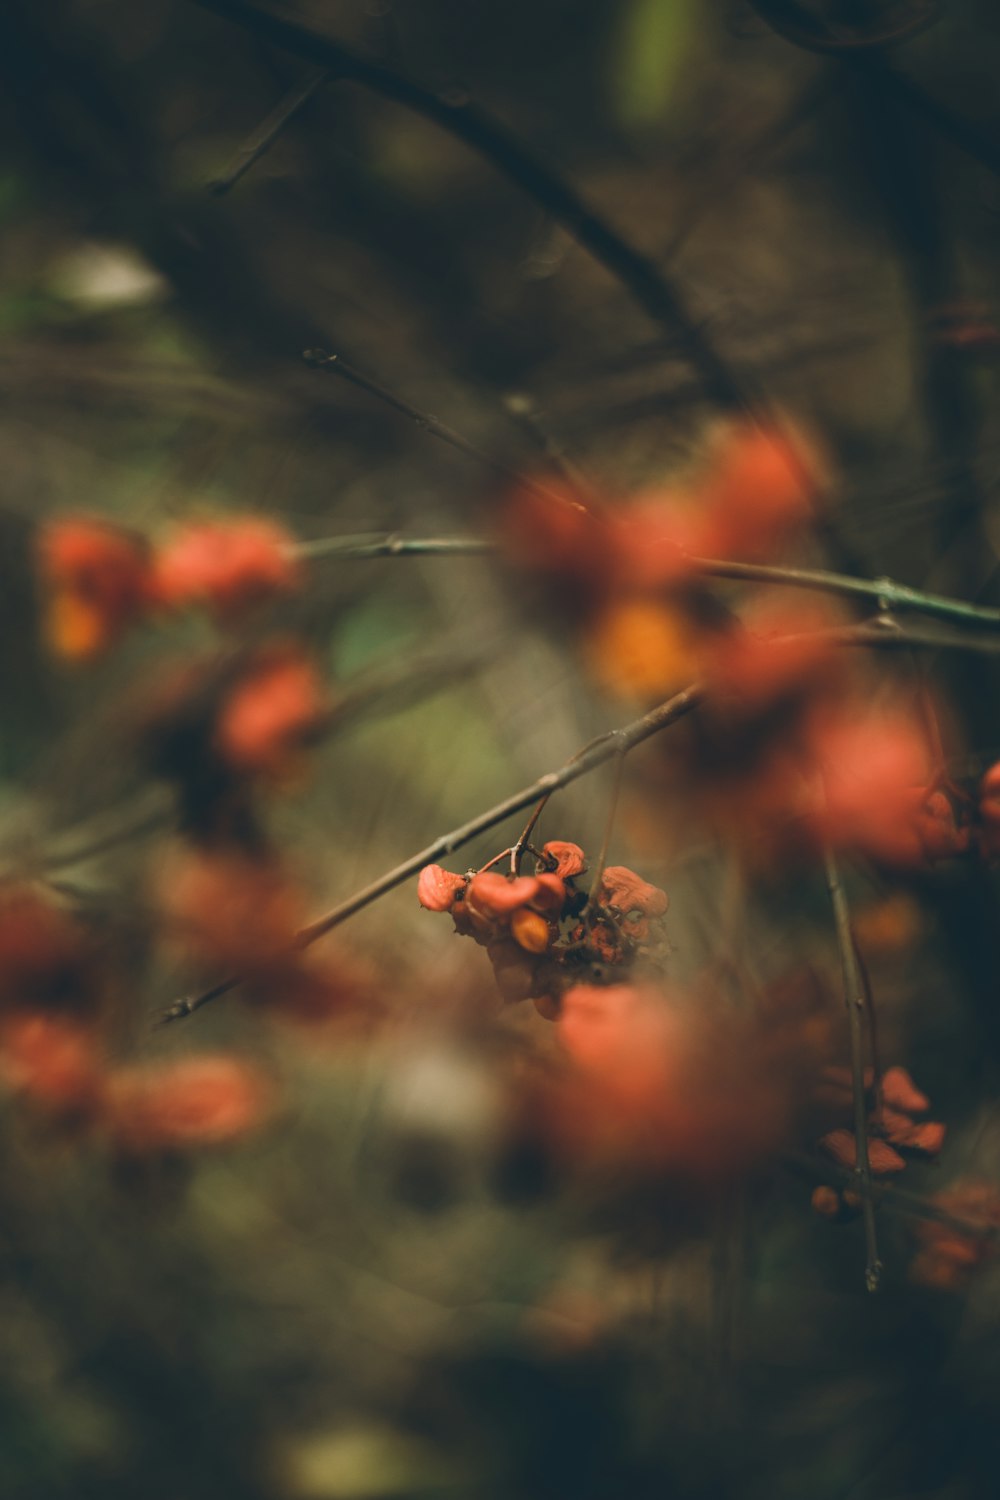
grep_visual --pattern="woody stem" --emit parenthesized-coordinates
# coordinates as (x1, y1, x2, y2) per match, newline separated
(824, 847, 882, 1293)
(586, 746, 626, 911)
(511, 795, 552, 874)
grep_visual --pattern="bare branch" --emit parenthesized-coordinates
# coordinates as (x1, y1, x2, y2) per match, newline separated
(209, 67, 330, 194)
(824, 848, 881, 1292)
(191, 0, 750, 410)
(292, 529, 1000, 631)
(156, 683, 704, 1025)
(302, 349, 578, 512)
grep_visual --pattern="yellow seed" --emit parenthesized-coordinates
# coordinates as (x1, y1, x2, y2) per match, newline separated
(511, 908, 551, 954)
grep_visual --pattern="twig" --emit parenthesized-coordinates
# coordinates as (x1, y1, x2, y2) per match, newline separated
(882, 63, 1000, 182)
(748, 2, 1000, 182)
(37, 804, 171, 873)
(502, 393, 601, 506)
(291, 529, 1000, 631)
(782, 1152, 1000, 1243)
(824, 848, 881, 1292)
(691, 560, 1000, 630)
(294, 532, 495, 562)
(302, 349, 583, 512)
(155, 683, 704, 1024)
(209, 67, 330, 194)
(745, 0, 939, 54)
(586, 747, 625, 909)
(511, 795, 552, 875)
(157, 606, 1000, 1027)
(191, 0, 750, 410)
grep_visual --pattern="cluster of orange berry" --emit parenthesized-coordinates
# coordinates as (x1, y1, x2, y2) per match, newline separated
(0, 886, 270, 1154)
(418, 841, 669, 1017)
(37, 513, 302, 659)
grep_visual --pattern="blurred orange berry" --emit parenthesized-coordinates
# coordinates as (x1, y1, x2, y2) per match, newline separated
(807, 707, 933, 865)
(882, 1065, 930, 1115)
(154, 518, 300, 621)
(0, 1014, 105, 1119)
(214, 643, 328, 779)
(38, 517, 153, 660)
(820, 1127, 907, 1174)
(583, 597, 694, 700)
(610, 491, 704, 590)
(157, 843, 303, 970)
(104, 1054, 271, 1152)
(911, 1181, 1000, 1290)
(698, 608, 840, 714)
(811, 1185, 842, 1219)
(0, 887, 101, 1018)
(699, 420, 819, 560)
(498, 482, 606, 587)
(554, 983, 790, 1177)
(485, 938, 540, 1004)
(852, 895, 923, 955)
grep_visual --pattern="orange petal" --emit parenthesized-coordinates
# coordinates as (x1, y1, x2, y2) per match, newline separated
(417, 864, 466, 912)
(466, 873, 540, 917)
(882, 1065, 930, 1115)
(539, 841, 586, 879)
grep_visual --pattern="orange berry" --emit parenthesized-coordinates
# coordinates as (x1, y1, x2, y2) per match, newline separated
(811, 1185, 841, 1220)
(511, 908, 551, 954)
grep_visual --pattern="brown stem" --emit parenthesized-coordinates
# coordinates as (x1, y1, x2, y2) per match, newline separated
(824, 848, 881, 1292)
(745, 0, 939, 54)
(191, 0, 750, 410)
(291, 531, 1000, 632)
(511, 795, 552, 875)
(302, 349, 584, 513)
(782, 1152, 1000, 1242)
(156, 684, 704, 1025)
(585, 747, 626, 910)
(208, 67, 330, 194)
(157, 609, 1000, 1027)
(502, 393, 601, 507)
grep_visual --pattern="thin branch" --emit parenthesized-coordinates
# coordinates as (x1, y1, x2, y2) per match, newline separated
(827, 619, 1000, 655)
(748, 1, 1000, 182)
(882, 63, 1000, 182)
(586, 747, 626, 909)
(157, 607, 1000, 1027)
(155, 683, 704, 1025)
(191, 0, 750, 410)
(294, 532, 494, 562)
(745, 0, 940, 55)
(511, 795, 553, 875)
(782, 1153, 1000, 1243)
(691, 559, 1000, 629)
(291, 529, 1000, 631)
(209, 67, 330, 194)
(502, 392, 601, 506)
(302, 349, 583, 512)
(824, 848, 881, 1293)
